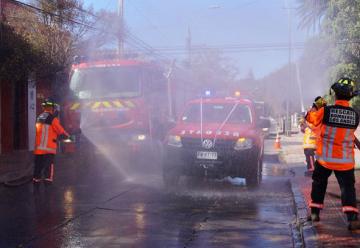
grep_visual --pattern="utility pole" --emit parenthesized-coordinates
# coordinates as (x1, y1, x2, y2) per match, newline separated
(285, 0, 292, 136)
(166, 60, 176, 119)
(186, 27, 192, 67)
(0, 0, 2, 155)
(118, 0, 124, 57)
(295, 62, 305, 113)
(0, 0, 3, 21)
(0, 0, 3, 43)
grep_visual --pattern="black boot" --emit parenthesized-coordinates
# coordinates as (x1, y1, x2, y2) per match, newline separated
(307, 207, 320, 222)
(347, 212, 360, 230)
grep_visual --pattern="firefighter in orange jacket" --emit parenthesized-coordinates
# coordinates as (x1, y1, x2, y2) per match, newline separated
(301, 96, 326, 176)
(300, 118, 317, 175)
(306, 78, 360, 230)
(33, 98, 69, 183)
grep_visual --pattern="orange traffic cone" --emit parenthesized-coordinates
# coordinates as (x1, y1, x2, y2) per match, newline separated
(274, 133, 281, 149)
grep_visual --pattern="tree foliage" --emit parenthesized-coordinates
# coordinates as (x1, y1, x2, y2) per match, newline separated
(297, 0, 360, 107)
(1, 0, 120, 84)
(78, 10, 121, 54)
(0, 23, 38, 82)
(187, 47, 238, 94)
(297, 0, 329, 31)
(5, 0, 96, 78)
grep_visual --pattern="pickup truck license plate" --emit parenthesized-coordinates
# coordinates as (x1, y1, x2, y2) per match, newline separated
(197, 151, 218, 160)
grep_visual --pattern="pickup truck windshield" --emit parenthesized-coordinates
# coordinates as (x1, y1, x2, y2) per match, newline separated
(182, 103, 252, 124)
(70, 66, 141, 99)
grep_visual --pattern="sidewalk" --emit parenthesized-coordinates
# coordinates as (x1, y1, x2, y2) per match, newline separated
(280, 132, 360, 247)
(0, 150, 70, 184)
(0, 150, 33, 184)
(280, 132, 360, 200)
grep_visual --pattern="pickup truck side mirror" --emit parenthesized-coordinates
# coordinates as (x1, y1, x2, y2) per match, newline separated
(257, 117, 271, 129)
(167, 117, 177, 129)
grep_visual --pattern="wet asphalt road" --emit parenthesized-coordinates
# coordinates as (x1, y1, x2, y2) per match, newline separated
(0, 140, 297, 248)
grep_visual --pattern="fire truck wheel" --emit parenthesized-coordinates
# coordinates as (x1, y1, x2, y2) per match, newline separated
(163, 167, 180, 187)
(245, 158, 262, 187)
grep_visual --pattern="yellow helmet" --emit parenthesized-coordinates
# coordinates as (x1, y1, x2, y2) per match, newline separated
(330, 77, 356, 99)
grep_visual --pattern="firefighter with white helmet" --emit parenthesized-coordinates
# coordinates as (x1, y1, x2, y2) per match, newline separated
(33, 98, 70, 183)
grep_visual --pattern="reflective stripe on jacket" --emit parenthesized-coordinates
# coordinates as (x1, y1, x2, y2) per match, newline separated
(303, 127, 317, 149)
(306, 100, 359, 171)
(34, 111, 68, 155)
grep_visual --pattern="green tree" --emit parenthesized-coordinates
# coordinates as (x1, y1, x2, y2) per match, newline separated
(297, 0, 329, 31)
(5, 0, 97, 78)
(297, 0, 360, 108)
(0, 23, 38, 82)
(188, 47, 238, 94)
(323, 0, 360, 82)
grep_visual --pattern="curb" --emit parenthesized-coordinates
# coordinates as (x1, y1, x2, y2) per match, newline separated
(278, 148, 321, 247)
(290, 179, 321, 248)
(0, 162, 33, 185)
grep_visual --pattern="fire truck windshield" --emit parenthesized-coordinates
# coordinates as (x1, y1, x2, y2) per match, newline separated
(70, 66, 141, 99)
(181, 103, 252, 124)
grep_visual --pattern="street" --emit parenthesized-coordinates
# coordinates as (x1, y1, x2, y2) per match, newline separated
(0, 140, 299, 248)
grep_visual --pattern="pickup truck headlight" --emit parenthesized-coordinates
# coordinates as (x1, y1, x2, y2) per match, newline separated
(62, 134, 76, 143)
(132, 134, 147, 141)
(234, 137, 252, 150)
(167, 135, 182, 148)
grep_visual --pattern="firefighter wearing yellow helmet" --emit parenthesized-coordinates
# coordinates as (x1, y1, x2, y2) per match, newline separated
(306, 77, 360, 230)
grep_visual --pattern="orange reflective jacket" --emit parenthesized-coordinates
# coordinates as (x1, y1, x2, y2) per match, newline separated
(34, 111, 69, 155)
(306, 100, 359, 171)
(303, 126, 317, 149)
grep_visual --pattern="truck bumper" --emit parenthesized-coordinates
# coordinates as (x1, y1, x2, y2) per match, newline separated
(163, 145, 261, 178)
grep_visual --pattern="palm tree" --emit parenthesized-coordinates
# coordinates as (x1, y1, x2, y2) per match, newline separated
(297, 0, 329, 31)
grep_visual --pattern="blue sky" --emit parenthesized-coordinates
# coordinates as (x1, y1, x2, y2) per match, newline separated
(83, 0, 315, 78)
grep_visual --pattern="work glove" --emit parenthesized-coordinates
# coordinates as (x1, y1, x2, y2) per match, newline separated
(59, 134, 71, 140)
(313, 97, 327, 110)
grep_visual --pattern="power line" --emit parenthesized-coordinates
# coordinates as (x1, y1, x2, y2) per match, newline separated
(32, 0, 98, 18)
(6, 0, 126, 42)
(6, 0, 173, 61)
(18, 0, 164, 59)
(128, 47, 305, 55)
(151, 42, 305, 50)
(126, 1, 172, 44)
(11, 0, 354, 61)
(7, 0, 98, 30)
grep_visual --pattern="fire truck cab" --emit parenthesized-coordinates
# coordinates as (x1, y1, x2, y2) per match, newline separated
(162, 95, 270, 186)
(63, 58, 170, 164)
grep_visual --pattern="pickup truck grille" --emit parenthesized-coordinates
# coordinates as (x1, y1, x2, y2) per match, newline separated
(181, 137, 235, 151)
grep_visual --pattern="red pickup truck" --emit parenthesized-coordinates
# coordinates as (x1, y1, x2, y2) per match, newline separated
(162, 96, 270, 187)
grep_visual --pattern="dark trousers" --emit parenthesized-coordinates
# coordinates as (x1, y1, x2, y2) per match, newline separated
(33, 154, 55, 179)
(311, 161, 357, 210)
(304, 148, 315, 170)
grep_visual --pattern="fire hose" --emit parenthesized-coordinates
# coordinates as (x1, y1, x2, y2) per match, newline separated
(2, 161, 33, 187)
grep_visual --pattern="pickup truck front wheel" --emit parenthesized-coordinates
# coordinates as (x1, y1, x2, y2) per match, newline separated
(245, 158, 262, 187)
(163, 165, 180, 187)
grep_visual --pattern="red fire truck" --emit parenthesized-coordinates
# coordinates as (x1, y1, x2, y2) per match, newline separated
(62, 57, 171, 164)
